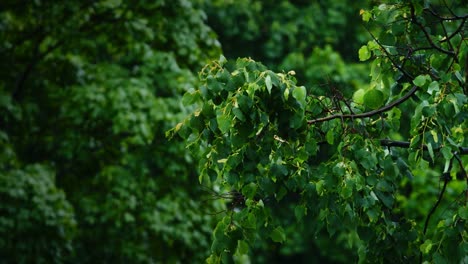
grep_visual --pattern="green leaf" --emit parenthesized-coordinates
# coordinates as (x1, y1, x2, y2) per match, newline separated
(427, 81, 439, 95)
(216, 115, 231, 134)
(265, 75, 272, 94)
(242, 183, 257, 199)
(440, 146, 453, 160)
(206, 254, 220, 264)
(283, 88, 290, 100)
(316, 180, 325, 196)
(326, 129, 334, 145)
(360, 9, 372, 22)
(243, 213, 256, 229)
(420, 239, 433, 254)
(294, 205, 307, 221)
(270, 226, 286, 243)
(353, 89, 365, 104)
(232, 107, 246, 122)
(292, 86, 307, 107)
(458, 206, 468, 220)
(413, 75, 429, 87)
(363, 89, 384, 109)
(236, 240, 249, 255)
(358, 45, 371, 61)
(427, 142, 434, 162)
(217, 158, 228, 164)
(182, 90, 199, 106)
(366, 208, 379, 223)
(219, 55, 227, 66)
(375, 191, 394, 209)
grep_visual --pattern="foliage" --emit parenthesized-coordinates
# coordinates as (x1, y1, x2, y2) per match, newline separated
(0, 0, 222, 262)
(176, 1, 468, 262)
(1, 0, 467, 262)
(198, 0, 372, 96)
(0, 153, 76, 262)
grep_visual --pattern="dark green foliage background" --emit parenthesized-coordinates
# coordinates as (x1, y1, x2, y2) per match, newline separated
(1, 0, 467, 263)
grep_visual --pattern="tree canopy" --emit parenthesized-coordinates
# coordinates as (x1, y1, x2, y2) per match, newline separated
(173, 1, 468, 263)
(1, 0, 467, 263)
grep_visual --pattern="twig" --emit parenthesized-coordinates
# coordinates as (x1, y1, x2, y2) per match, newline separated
(410, 4, 458, 61)
(380, 139, 468, 155)
(423, 155, 455, 239)
(424, 7, 468, 21)
(364, 26, 414, 80)
(308, 85, 418, 125)
(440, 17, 467, 43)
(423, 176, 449, 235)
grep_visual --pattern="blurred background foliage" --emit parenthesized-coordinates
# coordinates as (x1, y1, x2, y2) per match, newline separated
(0, 0, 222, 262)
(197, 0, 372, 97)
(1, 0, 464, 263)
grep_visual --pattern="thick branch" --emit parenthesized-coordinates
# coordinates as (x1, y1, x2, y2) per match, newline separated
(307, 85, 418, 125)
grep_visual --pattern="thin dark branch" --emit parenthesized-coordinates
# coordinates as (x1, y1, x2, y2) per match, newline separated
(440, 18, 467, 43)
(12, 40, 63, 101)
(424, 7, 468, 21)
(410, 4, 458, 61)
(380, 139, 468, 155)
(423, 176, 448, 235)
(380, 139, 427, 150)
(423, 155, 454, 242)
(307, 85, 418, 125)
(365, 26, 414, 80)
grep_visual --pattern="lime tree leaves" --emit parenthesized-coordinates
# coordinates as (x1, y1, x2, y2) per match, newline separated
(172, 57, 312, 260)
(177, 57, 313, 192)
(175, 1, 468, 263)
(363, 89, 385, 109)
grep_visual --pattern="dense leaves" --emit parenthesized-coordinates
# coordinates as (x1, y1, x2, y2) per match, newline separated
(1, 0, 467, 263)
(0, 0, 222, 262)
(177, 1, 468, 263)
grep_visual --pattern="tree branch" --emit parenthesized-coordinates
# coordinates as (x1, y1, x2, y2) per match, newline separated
(439, 17, 467, 43)
(380, 139, 468, 155)
(12, 40, 63, 101)
(424, 7, 468, 21)
(307, 85, 418, 125)
(423, 174, 449, 235)
(410, 4, 457, 61)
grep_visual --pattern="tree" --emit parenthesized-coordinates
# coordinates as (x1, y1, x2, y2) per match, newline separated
(174, 1, 468, 262)
(0, 0, 222, 262)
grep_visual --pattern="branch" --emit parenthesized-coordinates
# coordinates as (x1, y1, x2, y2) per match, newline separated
(424, 7, 468, 21)
(12, 40, 63, 101)
(440, 17, 466, 43)
(307, 85, 418, 125)
(380, 139, 468, 155)
(364, 26, 414, 80)
(410, 4, 457, 61)
(423, 174, 449, 235)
